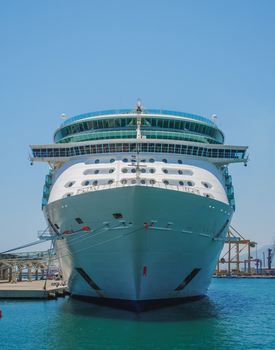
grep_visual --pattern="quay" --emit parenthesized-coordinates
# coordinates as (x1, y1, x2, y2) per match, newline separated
(0, 280, 67, 299)
(0, 249, 67, 299)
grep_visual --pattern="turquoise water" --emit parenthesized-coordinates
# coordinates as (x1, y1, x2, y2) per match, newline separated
(0, 279, 274, 350)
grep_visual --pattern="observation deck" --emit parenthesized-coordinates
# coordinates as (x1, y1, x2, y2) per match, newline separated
(54, 109, 224, 145)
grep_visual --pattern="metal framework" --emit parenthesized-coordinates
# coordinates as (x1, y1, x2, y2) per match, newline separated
(216, 226, 257, 275)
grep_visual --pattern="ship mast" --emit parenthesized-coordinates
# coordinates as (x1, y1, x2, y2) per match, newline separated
(135, 99, 143, 180)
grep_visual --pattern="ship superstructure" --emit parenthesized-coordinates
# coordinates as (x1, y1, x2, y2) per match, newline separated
(30, 103, 248, 309)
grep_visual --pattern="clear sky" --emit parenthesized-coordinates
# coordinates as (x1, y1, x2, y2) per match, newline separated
(0, 0, 274, 251)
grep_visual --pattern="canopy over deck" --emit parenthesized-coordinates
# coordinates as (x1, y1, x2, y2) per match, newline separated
(30, 139, 248, 166)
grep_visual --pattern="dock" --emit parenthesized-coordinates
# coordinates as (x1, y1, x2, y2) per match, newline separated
(0, 280, 67, 299)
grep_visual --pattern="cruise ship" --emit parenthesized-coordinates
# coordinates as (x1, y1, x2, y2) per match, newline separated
(30, 102, 248, 309)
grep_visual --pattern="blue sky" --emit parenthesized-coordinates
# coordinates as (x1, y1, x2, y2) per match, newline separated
(0, 0, 274, 251)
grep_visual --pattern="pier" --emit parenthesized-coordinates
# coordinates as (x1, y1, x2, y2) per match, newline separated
(0, 250, 67, 299)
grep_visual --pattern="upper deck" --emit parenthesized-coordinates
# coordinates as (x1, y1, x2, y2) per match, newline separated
(60, 109, 217, 127)
(54, 108, 224, 145)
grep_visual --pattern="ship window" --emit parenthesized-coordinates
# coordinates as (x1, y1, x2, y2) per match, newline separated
(202, 181, 212, 189)
(163, 180, 169, 185)
(162, 169, 168, 174)
(113, 213, 123, 219)
(141, 159, 146, 162)
(82, 180, 90, 186)
(108, 180, 113, 184)
(83, 169, 93, 175)
(179, 181, 184, 186)
(65, 193, 73, 197)
(95, 159, 100, 163)
(149, 179, 156, 184)
(162, 158, 167, 163)
(187, 181, 194, 186)
(75, 217, 83, 224)
(131, 179, 136, 184)
(122, 168, 128, 173)
(92, 180, 98, 186)
(204, 193, 214, 199)
(141, 179, 146, 184)
(109, 169, 115, 173)
(149, 168, 155, 173)
(180, 170, 193, 176)
(123, 158, 128, 162)
(178, 160, 183, 164)
(141, 168, 146, 173)
(65, 181, 75, 188)
(121, 179, 127, 184)
(94, 169, 99, 174)
(110, 158, 115, 163)
(131, 168, 136, 173)
(149, 158, 155, 163)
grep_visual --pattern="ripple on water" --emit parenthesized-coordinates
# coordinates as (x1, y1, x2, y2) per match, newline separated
(0, 279, 274, 350)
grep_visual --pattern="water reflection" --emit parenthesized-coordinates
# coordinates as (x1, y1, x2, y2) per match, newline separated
(48, 296, 227, 350)
(60, 295, 219, 322)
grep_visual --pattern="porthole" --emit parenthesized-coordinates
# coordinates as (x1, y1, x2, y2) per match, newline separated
(149, 168, 155, 173)
(178, 160, 183, 164)
(204, 193, 213, 199)
(82, 180, 90, 186)
(202, 181, 212, 189)
(131, 179, 136, 184)
(65, 181, 75, 188)
(66, 193, 73, 197)
(149, 179, 156, 184)
(108, 180, 113, 185)
(178, 169, 193, 175)
(92, 180, 98, 186)
(123, 158, 128, 163)
(179, 181, 184, 186)
(95, 159, 100, 164)
(163, 180, 169, 185)
(110, 158, 115, 163)
(162, 169, 168, 174)
(141, 159, 146, 162)
(121, 179, 127, 184)
(94, 169, 99, 174)
(187, 181, 194, 186)
(122, 168, 128, 173)
(149, 158, 155, 163)
(131, 168, 136, 173)
(141, 168, 146, 173)
(109, 169, 114, 173)
(141, 179, 146, 184)
(162, 159, 167, 163)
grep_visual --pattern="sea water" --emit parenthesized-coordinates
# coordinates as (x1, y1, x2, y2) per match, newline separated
(0, 278, 274, 350)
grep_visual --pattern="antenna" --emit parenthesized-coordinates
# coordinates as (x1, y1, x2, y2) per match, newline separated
(135, 98, 143, 140)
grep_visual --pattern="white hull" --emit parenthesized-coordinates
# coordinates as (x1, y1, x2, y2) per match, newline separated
(46, 185, 232, 306)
